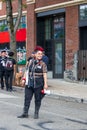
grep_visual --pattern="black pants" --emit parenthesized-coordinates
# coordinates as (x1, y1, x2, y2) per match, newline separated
(23, 86, 44, 114)
(0, 70, 5, 89)
(5, 70, 14, 90)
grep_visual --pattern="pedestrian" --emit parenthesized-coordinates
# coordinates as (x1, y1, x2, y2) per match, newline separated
(18, 46, 48, 119)
(34, 46, 49, 66)
(5, 51, 16, 91)
(27, 52, 35, 62)
(0, 49, 7, 89)
(42, 51, 49, 66)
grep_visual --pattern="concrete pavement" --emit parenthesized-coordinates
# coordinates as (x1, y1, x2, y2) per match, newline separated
(47, 79, 87, 104)
(12, 79, 87, 104)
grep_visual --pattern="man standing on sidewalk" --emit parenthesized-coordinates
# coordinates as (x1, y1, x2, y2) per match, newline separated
(0, 49, 7, 89)
(5, 51, 16, 91)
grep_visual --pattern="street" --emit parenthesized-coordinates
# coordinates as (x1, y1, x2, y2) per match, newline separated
(0, 88, 87, 130)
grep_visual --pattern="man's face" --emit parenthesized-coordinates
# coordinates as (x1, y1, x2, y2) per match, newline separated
(1, 51, 6, 57)
(35, 50, 43, 60)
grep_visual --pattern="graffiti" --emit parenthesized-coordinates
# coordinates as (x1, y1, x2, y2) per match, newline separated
(66, 49, 74, 68)
(17, 46, 26, 65)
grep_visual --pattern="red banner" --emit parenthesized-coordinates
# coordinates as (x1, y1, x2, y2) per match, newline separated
(0, 28, 26, 44)
(16, 28, 26, 42)
(0, 31, 10, 44)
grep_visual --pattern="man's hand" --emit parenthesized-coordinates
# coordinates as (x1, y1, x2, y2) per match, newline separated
(44, 84, 48, 90)
(21, 79, 26, 87)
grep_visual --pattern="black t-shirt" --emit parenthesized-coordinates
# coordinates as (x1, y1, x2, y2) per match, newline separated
(5, 57, 16, 71)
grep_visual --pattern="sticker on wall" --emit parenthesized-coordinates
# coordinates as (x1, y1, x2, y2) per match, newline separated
(17, 47, 26, 65)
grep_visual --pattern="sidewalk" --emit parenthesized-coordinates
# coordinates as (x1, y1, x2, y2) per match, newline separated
(47, 79, 87, 104)
(14, 79, 87, 104)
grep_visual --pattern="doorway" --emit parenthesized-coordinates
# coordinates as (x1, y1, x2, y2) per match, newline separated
(80, 26, 87, 50)
(37, 14, 65, 78)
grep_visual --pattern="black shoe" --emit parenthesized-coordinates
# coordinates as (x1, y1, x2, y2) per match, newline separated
(9, 89, 13, 92)
(34, 113, 39, 119)
(6, 88, 8, 91)
(1, 87, 4, 90)
(17, 113, 28, 118)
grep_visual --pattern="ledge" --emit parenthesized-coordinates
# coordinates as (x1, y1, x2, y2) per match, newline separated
(26, 0, 35, 4)
(35, 0, 87, 13)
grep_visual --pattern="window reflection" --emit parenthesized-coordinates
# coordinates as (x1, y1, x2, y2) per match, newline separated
(55, 43, 62, 74)
(45, 18, 51, 40)
(53, 16, 64, 39)
(80, 4, 87, 20)
(0, 15, 26, 32)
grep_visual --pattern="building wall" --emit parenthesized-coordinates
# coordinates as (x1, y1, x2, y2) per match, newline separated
(0, 0, 85, 77)
(65, 5, 79, 70)
(0, 0, 26, 17)
(27, 0, 80, 70)
(0, 1, 6, 15)
(26, 4, 36, 57)
(35, 0, 68, 8)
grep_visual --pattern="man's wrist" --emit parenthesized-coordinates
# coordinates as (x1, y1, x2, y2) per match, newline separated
(22, 77, 26, 81)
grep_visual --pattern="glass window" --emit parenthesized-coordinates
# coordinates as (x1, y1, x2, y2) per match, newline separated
(80, 4, 87, 20)
(18, 15, 26, 29)
(0, 15, 26, 32)
(55, 43, 62, 74)
(45, 18, 51, 40)
(0, 19, 8, 31)
(53, 16, 64, 39)
(13, 17, 17, 25)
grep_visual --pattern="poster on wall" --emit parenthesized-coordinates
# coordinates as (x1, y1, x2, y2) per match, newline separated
(17, 46, 26, 65)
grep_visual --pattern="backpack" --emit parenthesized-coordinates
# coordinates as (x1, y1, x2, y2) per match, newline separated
(5, 58, 14, 71)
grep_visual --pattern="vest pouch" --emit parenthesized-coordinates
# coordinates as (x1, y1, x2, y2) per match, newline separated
(29, 77, 34, 87)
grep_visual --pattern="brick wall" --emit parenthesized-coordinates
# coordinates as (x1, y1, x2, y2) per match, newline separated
(65, 5, 79, 70)
(0, 0, 80, 71)
(0, 0, 26, 16)
(36, 0, 69, 8)
(26, 4, 36, 58)
(0, 1, 6, 15)
(26, 1, 80, 69)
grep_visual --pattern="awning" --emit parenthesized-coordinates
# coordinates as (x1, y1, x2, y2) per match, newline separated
(0, 31, 10, 44)
(0, 28, 26, 44)
(16, 28, 26, 42)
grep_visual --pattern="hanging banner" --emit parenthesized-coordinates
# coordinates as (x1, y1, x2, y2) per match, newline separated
(0, 28, 26, 44)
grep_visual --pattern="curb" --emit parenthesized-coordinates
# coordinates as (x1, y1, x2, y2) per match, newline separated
(47, 92, 87, 104)
(13, 86, 87, 104)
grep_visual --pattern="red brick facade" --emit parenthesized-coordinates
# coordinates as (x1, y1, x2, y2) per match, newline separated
(0, 0, 26, 15)
(27, 0, 80, 70)
(35, 0, 68, 8)
(26, 4, 36, 57)
(65, 5, 79, 69)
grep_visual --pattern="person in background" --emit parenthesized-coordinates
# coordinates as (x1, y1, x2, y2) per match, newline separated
(18, 46, 48, 119)
(0, 49, 7, 89)
(5, 51, 16, 91)
(27, 52, 35, 62)
(42, 51, 49, 67)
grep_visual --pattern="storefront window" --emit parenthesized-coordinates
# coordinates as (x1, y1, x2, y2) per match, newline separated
(13, 17, 17, 25)
(55, 43, 62, 74)
(0, 19, 7, 31)
(80, 5, 87, 20)
(0, 16, 26, 65)
(0, 16, 26, 32)
(18, 16, 26, 29)
(53, 16, 64, 39)
(45, 18, 51, 40)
